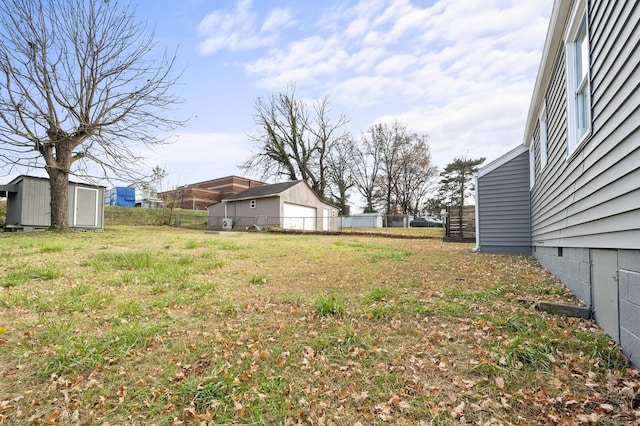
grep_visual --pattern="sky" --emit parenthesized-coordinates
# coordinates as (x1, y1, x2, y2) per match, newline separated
(4, 0, 555, 201)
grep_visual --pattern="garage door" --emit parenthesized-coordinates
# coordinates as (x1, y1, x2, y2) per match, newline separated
(283, 203, 317, 230)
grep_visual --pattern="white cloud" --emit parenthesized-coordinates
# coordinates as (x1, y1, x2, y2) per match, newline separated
(262, 8, 294, 33)
(197, 0, 290, 55)
(194, 0, 553, 170)
(140, 132, 254, 188)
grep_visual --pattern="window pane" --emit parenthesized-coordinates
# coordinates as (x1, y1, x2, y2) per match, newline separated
(577, 88, 589, 137)
(540, 119, 548, 168)
(577, 19, 589, 80)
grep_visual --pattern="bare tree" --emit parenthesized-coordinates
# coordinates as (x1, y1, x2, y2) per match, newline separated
(326, 135, 356, 215)
(352, 129, 382, 213)
(243, 84, 349, 198)
(393, 135, 437, 215)
(374, 121, 412, 215)
(353, 122, 435, 215)
(0, 0, 183, 230)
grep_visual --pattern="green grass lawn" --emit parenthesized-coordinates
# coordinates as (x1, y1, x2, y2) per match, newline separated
(0, 226, 638, 424)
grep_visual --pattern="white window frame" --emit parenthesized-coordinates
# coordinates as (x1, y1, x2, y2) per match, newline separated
(539, 102, 548, 169)
(249, 199, 256, 209)
(564, 0, 591, 155)
(529, 139, 536, 189)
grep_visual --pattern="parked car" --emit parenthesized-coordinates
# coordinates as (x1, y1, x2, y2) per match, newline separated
(409, 217, 443, 227)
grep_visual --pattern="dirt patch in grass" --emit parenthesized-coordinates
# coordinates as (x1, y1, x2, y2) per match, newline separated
(0, 226, 638, 424)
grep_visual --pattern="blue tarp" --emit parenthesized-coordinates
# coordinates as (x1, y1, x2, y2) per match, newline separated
(107, 187, 136, 207)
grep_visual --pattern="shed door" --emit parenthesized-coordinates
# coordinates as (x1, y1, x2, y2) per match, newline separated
(322, 208, 330, 231)
(592, 249, 619, 343)
(74, 187, 99, 227)
(283, 203, 316, 230)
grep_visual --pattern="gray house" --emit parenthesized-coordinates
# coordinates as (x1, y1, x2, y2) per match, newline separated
(0, 175, 105, 231)
(208, 180, 339, 231)
(476, 0, 640, 365)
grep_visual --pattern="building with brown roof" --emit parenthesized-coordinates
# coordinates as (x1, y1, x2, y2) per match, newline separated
(158, 176, 264, 210)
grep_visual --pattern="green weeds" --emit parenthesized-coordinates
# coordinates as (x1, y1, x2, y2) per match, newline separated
(314, 294, 345, 315)
(0, 264, 62, 287)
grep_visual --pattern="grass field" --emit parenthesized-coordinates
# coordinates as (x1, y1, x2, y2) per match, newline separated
(1, 226, 639, 424)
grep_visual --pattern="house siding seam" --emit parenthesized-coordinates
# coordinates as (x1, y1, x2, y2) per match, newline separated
(477, 148, 531, 255)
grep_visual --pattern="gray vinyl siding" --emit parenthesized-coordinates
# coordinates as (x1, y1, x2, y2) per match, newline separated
(3, 176, 104, 230)
(477, 148, 531, 255)
(530, 0, 640, 251)
(19, 177, 51, 227)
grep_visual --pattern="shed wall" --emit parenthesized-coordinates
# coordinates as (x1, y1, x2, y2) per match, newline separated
(20, 177, 51, 227)
(477, 148, 531, 254)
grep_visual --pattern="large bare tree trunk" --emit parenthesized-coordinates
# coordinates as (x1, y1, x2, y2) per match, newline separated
(0, 0, 182, 230)
(48, 168, 70, 231)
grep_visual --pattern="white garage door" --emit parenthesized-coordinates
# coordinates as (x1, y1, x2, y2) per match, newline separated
(283, 203, 317, 230)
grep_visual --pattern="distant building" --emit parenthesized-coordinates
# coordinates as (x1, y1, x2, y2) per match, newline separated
(208, 180, 339, 231)
(158, 176, 265, 210)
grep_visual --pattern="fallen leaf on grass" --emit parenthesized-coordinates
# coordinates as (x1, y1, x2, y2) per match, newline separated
(451, 401, 465, 418)
(576, 413, 599, 424)
(598, 403, 614, 413)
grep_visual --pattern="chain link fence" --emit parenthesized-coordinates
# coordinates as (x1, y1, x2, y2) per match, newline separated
(104, 207, 443, 237)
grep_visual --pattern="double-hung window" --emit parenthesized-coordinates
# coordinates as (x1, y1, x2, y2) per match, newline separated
(565, 0, 591, 154)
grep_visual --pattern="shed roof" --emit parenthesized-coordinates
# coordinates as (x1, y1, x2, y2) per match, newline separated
(224, 180, 301, 201)
(5, 174, 105, 189)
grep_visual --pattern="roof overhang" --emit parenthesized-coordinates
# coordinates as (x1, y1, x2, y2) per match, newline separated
(523, 0, 572, 147)
(0, 184, 18, 194)
(478, 145, 529, 178)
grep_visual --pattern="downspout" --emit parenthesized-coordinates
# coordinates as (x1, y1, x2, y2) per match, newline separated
(472, 173, 480, 252)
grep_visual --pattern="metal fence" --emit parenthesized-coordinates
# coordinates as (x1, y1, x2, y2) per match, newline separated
(104, 207, 444, 236)
(208, 214, 438, 234)
(209, 215, 339, 232)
